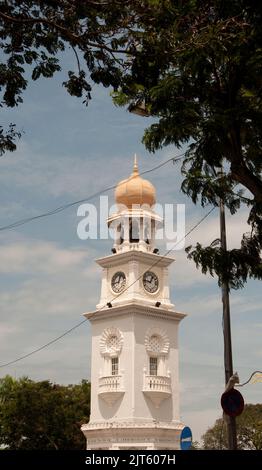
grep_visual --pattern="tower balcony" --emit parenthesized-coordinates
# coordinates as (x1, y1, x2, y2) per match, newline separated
(143, 375, 172, 408)
(114, 240, 153, 254)
(98, 375, 125, 406)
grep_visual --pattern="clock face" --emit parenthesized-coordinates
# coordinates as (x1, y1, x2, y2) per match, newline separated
(111, 271, 126, 293)
(143, 271, 159, 293)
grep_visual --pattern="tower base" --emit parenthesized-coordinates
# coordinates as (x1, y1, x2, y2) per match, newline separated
(81, 420, 185, 450)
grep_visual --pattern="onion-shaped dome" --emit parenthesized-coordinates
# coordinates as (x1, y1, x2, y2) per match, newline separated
(115, 155, 156, 208)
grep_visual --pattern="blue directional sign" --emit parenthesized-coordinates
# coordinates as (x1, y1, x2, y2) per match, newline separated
(180, 426, 192, 450)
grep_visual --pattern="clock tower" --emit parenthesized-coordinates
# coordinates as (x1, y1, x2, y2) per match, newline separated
(81, 156, 186, 450)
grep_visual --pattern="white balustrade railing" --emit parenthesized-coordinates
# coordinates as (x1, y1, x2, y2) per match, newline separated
(115, 242, 152, 253)
(143, 375, 171, 394)
(98, 375, 123, 394)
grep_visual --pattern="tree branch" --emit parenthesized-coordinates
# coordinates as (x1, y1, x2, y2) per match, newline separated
(0, 11, 130, 54)
(71, 45, 81, 74)
(228, 126, 262, 202)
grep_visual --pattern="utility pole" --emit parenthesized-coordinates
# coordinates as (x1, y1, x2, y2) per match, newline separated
(220, 195, 237, 450)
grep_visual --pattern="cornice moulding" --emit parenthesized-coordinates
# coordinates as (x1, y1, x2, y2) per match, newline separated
(96, 251, 175, 268)
(84, 302, 186, 323)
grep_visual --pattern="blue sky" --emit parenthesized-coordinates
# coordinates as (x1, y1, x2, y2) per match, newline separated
(0, 60, 261, 442)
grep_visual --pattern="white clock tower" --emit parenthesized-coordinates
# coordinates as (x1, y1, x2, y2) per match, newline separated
(81, 157, 186, 450)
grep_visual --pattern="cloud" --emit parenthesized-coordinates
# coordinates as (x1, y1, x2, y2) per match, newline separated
(0, 239, 100, 386)
(0, 140, 156, 200)
(183, 205, 250, 249)
(0, 240, 100, 323)
(233, 298, 262, 315)
(181, 346, 223, 366)
(182, 408, 221, 443)
(179, 360, 224, 442)
(0, 326, 92, 386)
(169, 252, 213, 288)
(0, 240, 90, 274)
(0, 323, 21, 344)
(177, 293, 245, 317)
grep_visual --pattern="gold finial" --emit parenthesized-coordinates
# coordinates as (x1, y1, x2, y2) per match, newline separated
(133, 153, 139, 175)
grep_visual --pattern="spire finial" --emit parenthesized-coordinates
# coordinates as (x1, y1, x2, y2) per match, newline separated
(133, 153, 139, 175)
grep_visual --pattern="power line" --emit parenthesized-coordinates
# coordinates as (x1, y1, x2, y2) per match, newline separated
(0, 319, 88, 369)
(0, 153, 185, 232)
(0, 206, 215, 369)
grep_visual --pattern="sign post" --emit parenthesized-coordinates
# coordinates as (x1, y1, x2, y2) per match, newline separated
(221, 389, 244, 417)
(180, 426, 192, 450)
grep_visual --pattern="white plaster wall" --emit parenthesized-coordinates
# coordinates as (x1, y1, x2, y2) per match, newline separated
(133, 314, 180, 422)
(98, 263, 128, 305)
(89, 314, 135, 423)
(89, 312, 181, 425)
(98, 260, 172, 307)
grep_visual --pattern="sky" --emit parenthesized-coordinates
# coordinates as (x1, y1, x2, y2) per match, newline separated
(0, 56, 261, 443)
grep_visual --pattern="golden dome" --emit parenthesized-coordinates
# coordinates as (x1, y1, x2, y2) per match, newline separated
(115, 155, 156, 208)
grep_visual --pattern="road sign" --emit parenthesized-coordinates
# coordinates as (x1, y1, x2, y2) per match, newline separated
(180, 426, 192, 450)
(221, 388, 244, 417)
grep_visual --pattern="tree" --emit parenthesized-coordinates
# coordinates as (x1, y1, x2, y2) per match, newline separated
(113, 0, 262, 289)
(202, 404, 262, 450)
(0, 375, 90, 450)
(0, 0, 140, 155)
(190, 441, 201, 450)
(1, 1, 261, 287)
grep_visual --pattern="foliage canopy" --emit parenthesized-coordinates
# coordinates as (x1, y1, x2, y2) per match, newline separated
(202, 404, 262, 450)
(1, 1, 261, 286)
(0, 375, 90, 450)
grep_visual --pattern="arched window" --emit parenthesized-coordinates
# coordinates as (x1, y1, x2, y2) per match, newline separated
(149, 357, 158, 376)
(129, 218, 140, 243)
(111, 357, 119, 376)
(145, 328, 170, 377)
(143, 218, 151, 245)
(100, 327, 123, 377)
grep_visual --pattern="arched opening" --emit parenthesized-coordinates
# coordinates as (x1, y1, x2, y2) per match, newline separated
(129, 217, 140, 243)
